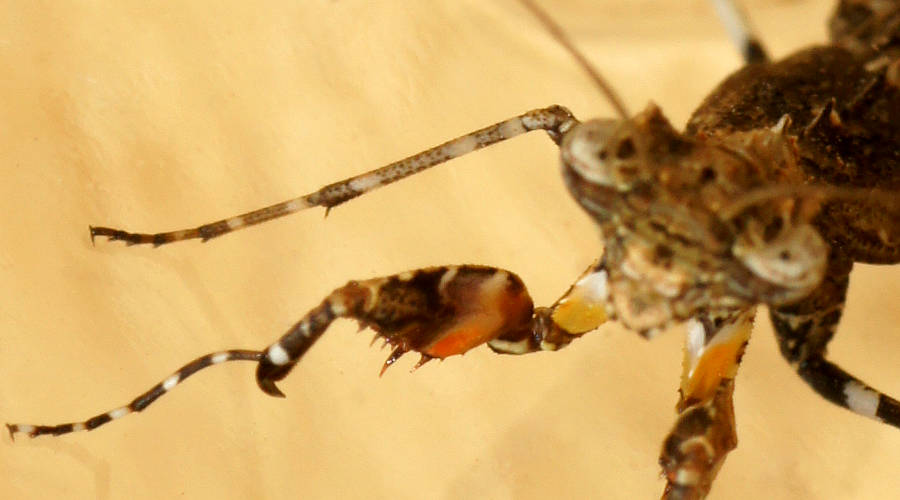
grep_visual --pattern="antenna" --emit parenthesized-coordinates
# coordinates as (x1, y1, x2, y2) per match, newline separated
(517, 0, 630, 119)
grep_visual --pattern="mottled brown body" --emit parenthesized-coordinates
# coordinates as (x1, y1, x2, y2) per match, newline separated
(688, 45, 900, 263)
(638, 3, 899, 497)
(558, 4, 900, 497)
(8, 2, 900, 500)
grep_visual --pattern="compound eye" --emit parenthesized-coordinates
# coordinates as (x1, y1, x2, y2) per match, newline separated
(733, 224, 827, 291)
(561, 119, 633, 188)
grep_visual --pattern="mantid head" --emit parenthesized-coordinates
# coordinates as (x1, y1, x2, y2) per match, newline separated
(558, 104, 828, 332)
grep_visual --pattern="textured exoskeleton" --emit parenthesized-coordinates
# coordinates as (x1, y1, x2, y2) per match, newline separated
(9, 1, 900, 499)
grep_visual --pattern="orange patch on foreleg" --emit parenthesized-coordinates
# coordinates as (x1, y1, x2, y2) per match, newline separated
(680, 309, 755, 406)
(424, 270, 533, 358)
(551, 269, 610, 334)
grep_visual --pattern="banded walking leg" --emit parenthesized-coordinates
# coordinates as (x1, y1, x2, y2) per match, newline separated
(770, 257, 900, 428)
(711, 0, 769, 64)
(8, 261, 611, 438)
(89, 106, 577, 246)
(660, 308, 756, 500)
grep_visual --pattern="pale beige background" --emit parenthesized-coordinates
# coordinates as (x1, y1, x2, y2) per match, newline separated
(2, 1, 899, 499)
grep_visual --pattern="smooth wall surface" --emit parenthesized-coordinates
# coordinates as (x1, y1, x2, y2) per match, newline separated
(2, 1, 899, 499)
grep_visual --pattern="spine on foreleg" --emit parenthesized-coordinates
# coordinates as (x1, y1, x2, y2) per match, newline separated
(255, 266, 536, 396)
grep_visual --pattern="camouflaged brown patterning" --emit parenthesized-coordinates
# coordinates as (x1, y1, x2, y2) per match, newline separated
(687, 27, 900, 264)
(8, 2, 900, 500)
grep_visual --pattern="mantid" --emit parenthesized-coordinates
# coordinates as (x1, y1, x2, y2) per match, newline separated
(6, 0, 900, 498)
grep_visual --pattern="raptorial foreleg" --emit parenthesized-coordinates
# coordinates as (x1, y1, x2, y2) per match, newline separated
(255, 265, 540, 396)
(258, 261, 612, 396)
(9, 261, 612, 438)
(660, 308, 755, 500)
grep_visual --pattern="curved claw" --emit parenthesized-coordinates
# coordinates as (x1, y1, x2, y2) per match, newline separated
(89, 225, 145, 245)
(255, 359, 289, 398)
